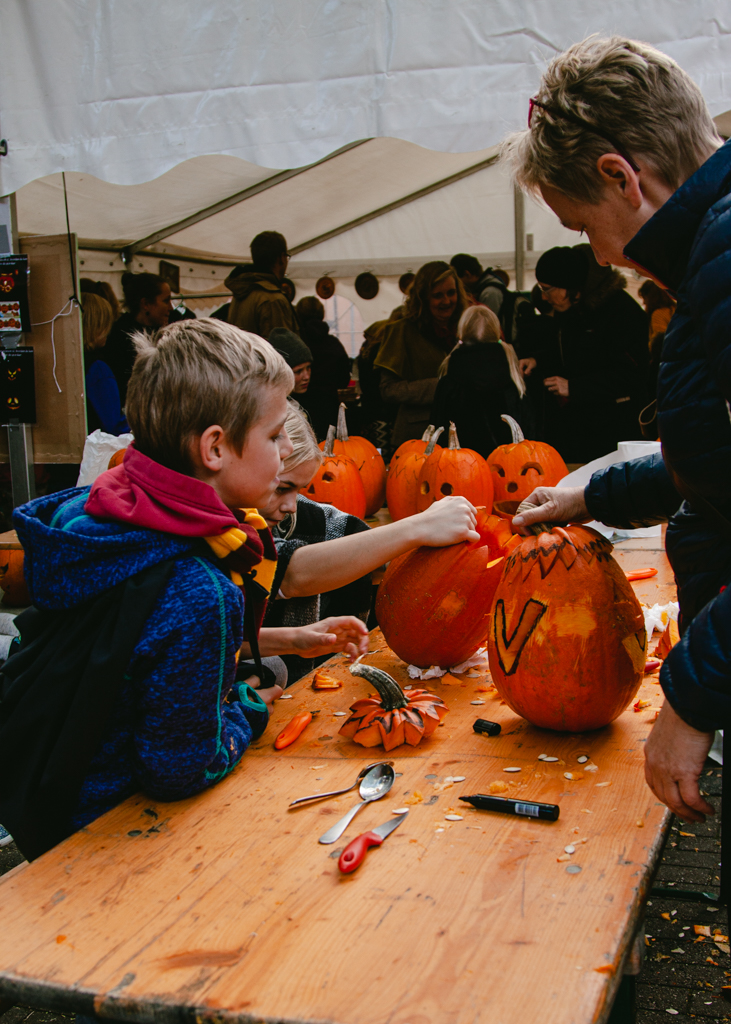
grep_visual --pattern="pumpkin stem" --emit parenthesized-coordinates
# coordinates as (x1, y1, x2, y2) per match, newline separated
(323, 424, 336, 457)
(349, 663, 409, 710)
(526, 522, 554, 536)
(424, 425, 445, 455)
(448, 421, 460, 449)
(336, 403, 349, 442)
(501, 414, 524, 444)
(422, 425, 436, 443)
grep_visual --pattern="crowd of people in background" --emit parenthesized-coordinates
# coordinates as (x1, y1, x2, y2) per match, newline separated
(79, 220, 672, 468)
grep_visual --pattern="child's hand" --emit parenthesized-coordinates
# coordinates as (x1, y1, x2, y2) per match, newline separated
(411, 495, 480, 546)
(289, 617, 369, 660)
(243, 676, 284, 707)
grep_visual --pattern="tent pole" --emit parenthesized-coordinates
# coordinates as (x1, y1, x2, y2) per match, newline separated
(514, 185, 525, 292)
(0, 194, 35, 508)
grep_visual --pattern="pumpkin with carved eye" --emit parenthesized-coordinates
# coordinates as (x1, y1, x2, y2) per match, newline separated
(303, 425, 366, 518)
(487, 415, 567, 517)
(322, 403, 387, 516)
(487, 523, 645, 731)
(415, 422, 493, 513)
(386, 425, 444, 520)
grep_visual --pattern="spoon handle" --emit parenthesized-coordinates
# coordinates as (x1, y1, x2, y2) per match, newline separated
(318, 800, 365, 845)
(289, 782, 356, 807)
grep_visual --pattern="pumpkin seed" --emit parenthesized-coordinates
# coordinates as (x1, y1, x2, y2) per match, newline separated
(577, 755, 589, 763)
(279, 694, 294, 699)
(538, 754, 548, 760)
(543, 756, 559, 762)
(504, 767, 521, 773)
(470, 700, 485, 705)
(444, 814, 463, 821)
(333, 711, 347, 717)
(391, 808, 409, 815)
(564, 845, 576, 854)
(451, 775, 466, 782)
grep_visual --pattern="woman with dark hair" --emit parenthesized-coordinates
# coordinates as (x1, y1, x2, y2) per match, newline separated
(293, 295, 351, 440)
(104, 272, 173, 403)
(375, 260, 470, 446)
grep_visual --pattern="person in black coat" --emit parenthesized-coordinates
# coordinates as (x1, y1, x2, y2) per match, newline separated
(293, 296, 351, 441)
(430, 305, 529, 456)
(104, 272, 173, 404)
(520, 245, 648, 462)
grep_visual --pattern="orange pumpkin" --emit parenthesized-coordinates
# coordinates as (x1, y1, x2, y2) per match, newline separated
(487, 415, 567, 515)
(416, 422, 493, 513)
(108, 448, 126, 470)
(487, 523, 645, 732)
(376, 508, 519, 667)
(303, 425, 366, 518)
(386, 425, 444, 521)
(339, 662, 449, 751)
(0, 548, 31, 606)
(321, 403, 386, 516)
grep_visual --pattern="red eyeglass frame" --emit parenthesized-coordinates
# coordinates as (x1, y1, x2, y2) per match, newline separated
(528, 96, 640, 173)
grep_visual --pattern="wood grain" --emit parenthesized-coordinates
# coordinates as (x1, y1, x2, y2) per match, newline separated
(0, 540, 676, 1024)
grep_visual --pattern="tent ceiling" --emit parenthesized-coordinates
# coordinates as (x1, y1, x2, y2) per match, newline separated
(3, 0, 731, 196)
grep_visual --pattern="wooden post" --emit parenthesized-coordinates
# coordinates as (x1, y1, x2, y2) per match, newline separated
(514, 183, 525, 292)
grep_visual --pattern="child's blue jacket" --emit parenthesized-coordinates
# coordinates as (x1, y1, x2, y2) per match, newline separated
(12, 487, 269, 829)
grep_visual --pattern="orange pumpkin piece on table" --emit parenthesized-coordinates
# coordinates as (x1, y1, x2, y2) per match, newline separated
(0, 548, 31, 606)
(416, 421, 493, 513)
(339, 661, 448, 751)
(312, 669, 342, 690)
(302, 424, 367, 518)
(376, 507, 519, 668)
(386, 425, 444, 521)
(653, 618, 681, 660)
(322, 403, 386, 517)
(487, 415, 567, 519)
(487, 523, 646, 732)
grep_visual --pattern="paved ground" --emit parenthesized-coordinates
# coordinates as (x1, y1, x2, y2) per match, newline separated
(0, 762, 727, 1023)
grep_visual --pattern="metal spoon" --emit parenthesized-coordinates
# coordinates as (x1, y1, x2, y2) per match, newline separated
(318, 763, 396, 845)
(289, 761, 394, 808)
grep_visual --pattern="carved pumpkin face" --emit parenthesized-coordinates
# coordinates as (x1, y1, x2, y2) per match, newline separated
(322, 404, 386, 516)
(487, 416, 567, 507)
(487, 524, 645, 732)
(339, 662, 449, 751)
(416, 422, 493, 513)
(304, 425, 366, 517)
(386, 425, 443, 521)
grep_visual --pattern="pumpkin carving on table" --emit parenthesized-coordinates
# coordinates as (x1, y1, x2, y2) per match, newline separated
(487, 523, 646, 732)
(487, 415, 568, 518)
(376, 508, 519, 667)
(386, 425, 444, 521)
(322, 403, 386, 517)
(416, 422, 493, 513)
(302, 425, 366, 518)
(339, 661, 449, 751)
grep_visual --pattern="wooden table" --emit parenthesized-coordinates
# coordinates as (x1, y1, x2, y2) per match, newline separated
(0, 540, 675, 1024)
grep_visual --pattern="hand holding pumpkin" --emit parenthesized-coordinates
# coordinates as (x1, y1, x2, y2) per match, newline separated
(644, 702, 715, 823)
(410, 494, 480, 546)
(511, 485, 589, 534)
(287, 616, 369, 661)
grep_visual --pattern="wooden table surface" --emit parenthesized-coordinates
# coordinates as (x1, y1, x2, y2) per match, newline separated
(0, 539, 675, 1024)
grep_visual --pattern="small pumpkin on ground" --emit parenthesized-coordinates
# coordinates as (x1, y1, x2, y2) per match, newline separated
(323, 403, 386, 516)
(487, 415, 567, 516)
(339, 661, 448, 751)
(376, 507, 519, 668)
(386, 425, 444, 521)
(416, 422, 493, 513)
(302, 425, 366, 518)
(487, 522, 645, 732)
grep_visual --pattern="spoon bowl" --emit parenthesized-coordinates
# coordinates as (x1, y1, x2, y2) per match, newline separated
(318, 763, 396, 844)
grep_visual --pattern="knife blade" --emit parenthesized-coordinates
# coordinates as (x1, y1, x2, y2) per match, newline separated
(338, 811, 408, 874)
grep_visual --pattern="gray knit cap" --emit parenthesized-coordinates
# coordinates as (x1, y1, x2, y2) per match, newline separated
(268, 328, 312, 368)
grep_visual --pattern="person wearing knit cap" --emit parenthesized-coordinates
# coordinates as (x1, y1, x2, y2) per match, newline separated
(520, 243, 648, 462)
(268, 328, 313, 395)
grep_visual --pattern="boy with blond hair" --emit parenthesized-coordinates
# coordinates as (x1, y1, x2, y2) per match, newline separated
(0, 320, 308, 858)
(504, 36, 730, 824)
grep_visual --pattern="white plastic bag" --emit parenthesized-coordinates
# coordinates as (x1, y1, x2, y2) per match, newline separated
(76, 430, 133, 487)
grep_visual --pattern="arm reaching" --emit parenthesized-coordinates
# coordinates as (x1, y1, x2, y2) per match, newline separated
(644, 702, 715, 823)
(511, 486, 590, 534)
(242, 616, 370, 662)
(280, 495, 480, 598)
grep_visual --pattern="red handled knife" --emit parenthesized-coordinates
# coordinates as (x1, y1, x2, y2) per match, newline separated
(338, 811, 408, 874)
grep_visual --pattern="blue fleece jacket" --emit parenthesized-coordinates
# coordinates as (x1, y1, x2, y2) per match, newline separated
(13, 487, 269, 829)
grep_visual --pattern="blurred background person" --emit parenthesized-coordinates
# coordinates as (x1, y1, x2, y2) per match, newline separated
(294, 295, 351, 440)
(104, 271, 172, 404)
(639, 278, 677, 393)
(82, 293, 128, 436)
(80, 278, 121, 320)
(268, 328, 313, 399)
(375, 261, 469, 446)
(225, 231, 299, 337)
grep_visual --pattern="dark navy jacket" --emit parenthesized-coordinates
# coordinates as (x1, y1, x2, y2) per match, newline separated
(13, 488, 269, 830)
(585, 140, 731, 731)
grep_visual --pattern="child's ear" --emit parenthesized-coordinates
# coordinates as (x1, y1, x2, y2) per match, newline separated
(195, 425, 227, 473)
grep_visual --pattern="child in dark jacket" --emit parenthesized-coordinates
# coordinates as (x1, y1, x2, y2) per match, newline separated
(3, 318, 295, 857)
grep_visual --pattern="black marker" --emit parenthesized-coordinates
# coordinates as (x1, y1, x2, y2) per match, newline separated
(460, 794, 560, 821)
(473, 718, 501, 736)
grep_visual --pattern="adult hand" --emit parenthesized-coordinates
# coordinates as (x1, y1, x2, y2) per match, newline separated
(289, 616, 369, 661)
(644, 702, 715, 822)
(412, 495, 480, 546)
(544, 375, 569, 398)
(242, 677, 283, 707)
(511, 486, 589, 534)
(519, 357, 537, 377)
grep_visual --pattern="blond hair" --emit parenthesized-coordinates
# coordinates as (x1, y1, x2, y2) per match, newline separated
(502, 36, 720, 204)
(81, 293, 114, 350)
(440, 306, 526, 397)
(126, 318, 294, 473)
(282, 402, 322, 473)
